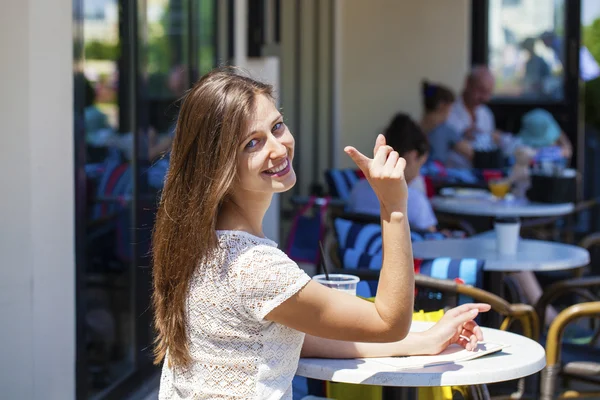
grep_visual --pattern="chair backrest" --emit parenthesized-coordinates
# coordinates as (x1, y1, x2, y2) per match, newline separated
(333, 216, 485, 306)
(417, 257, 485, 306)
(92, 155, 132, 220)
(333, 215, 445, 266)
(410, 231, 446, 242)
(333, 216, 382, 270)
(324, 168, 362, 200)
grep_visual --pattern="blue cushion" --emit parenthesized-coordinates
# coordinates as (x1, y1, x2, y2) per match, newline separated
(356, 280, 379, 298)
(334, 218, 382, 269)
(334, 218, 382, 252)
(334, 218, 446, 269)
(341, 248, 383, 270)
(324, 169, 360, 200)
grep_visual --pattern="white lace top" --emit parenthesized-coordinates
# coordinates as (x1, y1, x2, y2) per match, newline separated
(159, 231, 311, 399)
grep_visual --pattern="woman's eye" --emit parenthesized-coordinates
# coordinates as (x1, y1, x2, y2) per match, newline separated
(245, 138, 259, 149)
(272, 122, 283, 132)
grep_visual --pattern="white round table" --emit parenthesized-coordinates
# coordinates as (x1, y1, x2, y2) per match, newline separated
(297, 321, 545, 388)
(431, 196, 574, 218)
(411, 238, 589, 272)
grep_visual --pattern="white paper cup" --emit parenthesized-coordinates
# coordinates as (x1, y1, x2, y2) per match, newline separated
(312, 274, 360, 296)
(494, 217, 521, 255)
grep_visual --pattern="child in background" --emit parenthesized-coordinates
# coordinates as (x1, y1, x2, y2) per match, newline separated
(348, 114, 439, 233)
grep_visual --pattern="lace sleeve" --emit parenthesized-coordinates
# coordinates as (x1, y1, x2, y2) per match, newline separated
(235, 245, 311, 321)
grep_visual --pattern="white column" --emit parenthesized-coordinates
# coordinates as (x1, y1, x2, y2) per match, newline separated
(0, 0, 75, 398)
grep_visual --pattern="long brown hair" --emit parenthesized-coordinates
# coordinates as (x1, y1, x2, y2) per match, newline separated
(152, 67, 273, 367)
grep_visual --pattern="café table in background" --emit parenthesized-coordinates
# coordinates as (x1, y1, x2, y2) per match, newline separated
(431, 195, 574, 218)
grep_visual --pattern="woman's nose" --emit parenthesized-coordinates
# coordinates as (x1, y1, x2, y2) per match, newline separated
(267, 134, 288, 157)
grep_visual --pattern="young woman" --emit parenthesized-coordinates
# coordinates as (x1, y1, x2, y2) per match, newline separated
(152, 68, 490, 399)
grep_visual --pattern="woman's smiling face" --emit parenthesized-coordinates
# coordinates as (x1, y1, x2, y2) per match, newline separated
(232, 94, 296, 197)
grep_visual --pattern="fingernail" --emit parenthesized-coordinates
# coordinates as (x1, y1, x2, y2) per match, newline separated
(471, 309, 478, 315)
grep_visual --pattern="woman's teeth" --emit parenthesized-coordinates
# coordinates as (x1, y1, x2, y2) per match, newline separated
(266, 159, 288, 174)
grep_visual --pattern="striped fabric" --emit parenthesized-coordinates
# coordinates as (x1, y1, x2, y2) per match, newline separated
(418, 257, 484, 305)
(354, 258, 485, 304)
(410, 231, 446, 242)
(334, 218, 446, 269)
(324, 168, 361, 200)
(333, 218, 382, 270)
(334, 217, 484, 304)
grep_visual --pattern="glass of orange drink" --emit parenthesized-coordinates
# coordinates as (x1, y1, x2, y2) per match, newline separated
(488, 179, 511, 199)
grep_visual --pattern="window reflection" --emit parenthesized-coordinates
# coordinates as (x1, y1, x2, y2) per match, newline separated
(81, 0, 135, 395)
(488, 0, 566, 99)
(77, 0, 218, 397)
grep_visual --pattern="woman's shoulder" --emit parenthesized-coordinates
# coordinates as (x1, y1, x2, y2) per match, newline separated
(215, 230, 284, 261)
(215, 231, 307, 289)
(216, 229, 277, 246)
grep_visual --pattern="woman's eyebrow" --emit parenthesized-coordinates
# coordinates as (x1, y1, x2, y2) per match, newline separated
(243, 113, 283, 142)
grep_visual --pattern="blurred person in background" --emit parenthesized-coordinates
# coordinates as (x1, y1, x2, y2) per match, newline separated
(446, 66, 510, 166)
(420, 80, 473, 168)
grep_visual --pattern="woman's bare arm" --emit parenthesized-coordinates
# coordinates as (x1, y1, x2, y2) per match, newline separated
(267, 135, 414, 343)
(300, 303, 490, 358)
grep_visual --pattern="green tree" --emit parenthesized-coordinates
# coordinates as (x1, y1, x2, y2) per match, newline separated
(583, 18, 600, 64)
(85, 40, 120, 61)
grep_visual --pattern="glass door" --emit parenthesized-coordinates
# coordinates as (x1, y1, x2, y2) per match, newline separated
(74, 0, 220, 398)
(472, 0, 582, 168)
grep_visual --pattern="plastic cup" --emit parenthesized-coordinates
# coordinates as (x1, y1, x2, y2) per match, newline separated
(312, 274, 360, 296)
(494, 217, 521, 255)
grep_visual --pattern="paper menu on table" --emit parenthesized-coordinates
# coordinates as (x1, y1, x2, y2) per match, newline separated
(371, 342, 509, 370)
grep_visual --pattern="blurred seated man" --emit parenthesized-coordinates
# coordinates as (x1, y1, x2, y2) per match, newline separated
(347, 114, 438, 232)
(446, 65, 505, 167)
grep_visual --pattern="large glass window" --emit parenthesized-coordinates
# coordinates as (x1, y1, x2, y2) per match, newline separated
(79, 0, 136, 396)
(488, 0, 566, 100)
(74, 0, 219, 398)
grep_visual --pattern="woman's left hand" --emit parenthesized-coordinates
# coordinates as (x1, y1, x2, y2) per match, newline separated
(420, 303, 491, 355)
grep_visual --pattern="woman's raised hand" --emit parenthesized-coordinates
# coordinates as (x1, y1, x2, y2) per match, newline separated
(344, 134, 408, 215)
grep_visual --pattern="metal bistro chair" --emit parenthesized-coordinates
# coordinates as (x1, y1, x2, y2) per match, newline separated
(536, 277, 600, 400)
